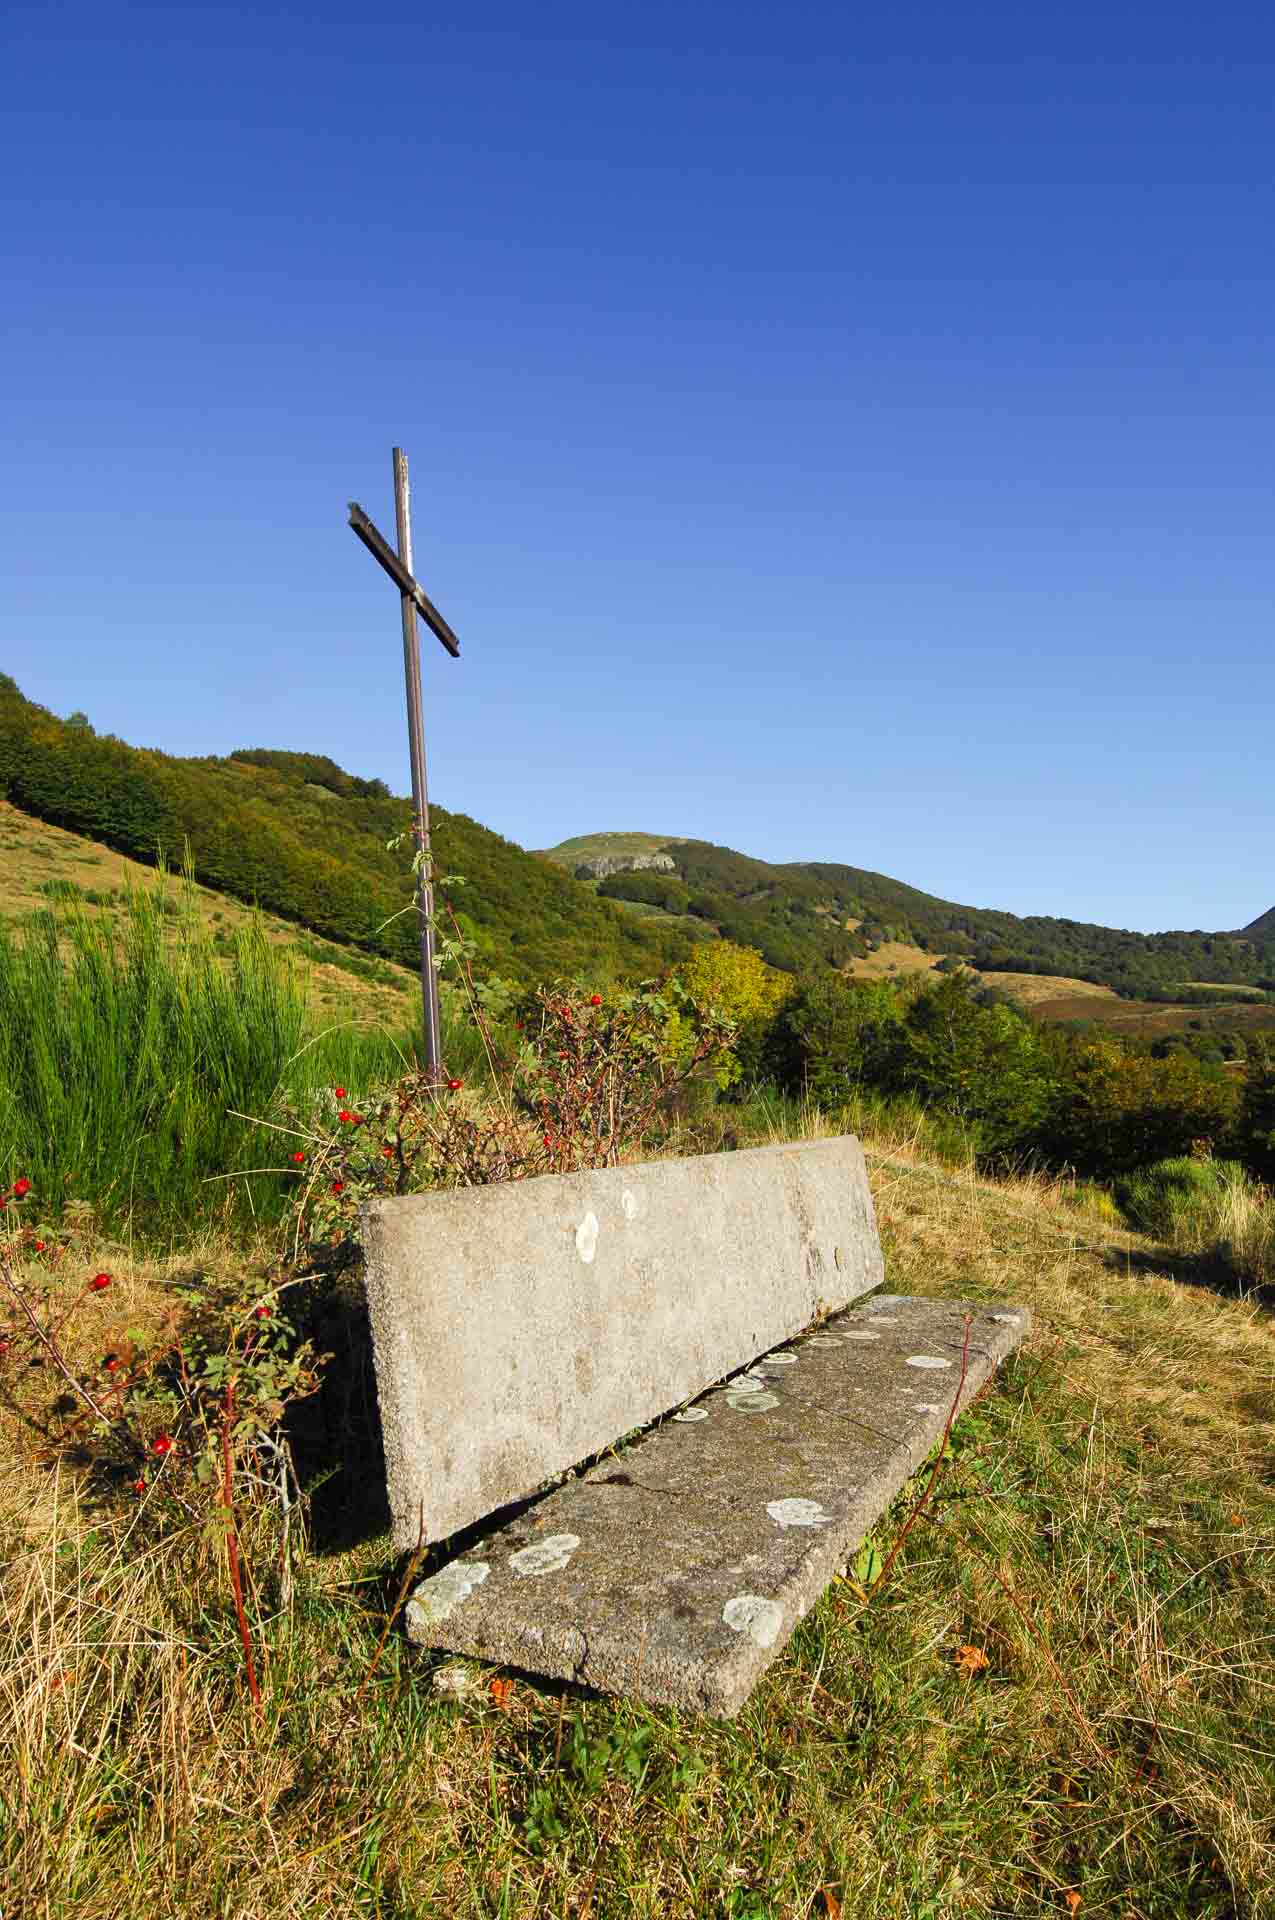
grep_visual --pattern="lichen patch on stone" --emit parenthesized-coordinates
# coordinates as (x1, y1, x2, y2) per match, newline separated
(906, 1354, 953, 1370)
(722, 1594, 784, 1647)
(766, 1497, 830, 1529)
(672, 1406, 710, 1422)
(407, 1560, 490, 1626)
(725, 1389, 780, 1412)
(509, 1534, 581, 1577)
(575, 1211, 600, 1263)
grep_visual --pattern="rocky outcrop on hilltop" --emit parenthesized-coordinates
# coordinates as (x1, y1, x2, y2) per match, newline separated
(574, 852, 677, 881)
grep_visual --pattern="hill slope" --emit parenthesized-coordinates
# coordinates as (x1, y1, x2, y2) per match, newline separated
(0, 678, 693, 988)
(542, 831, 1275, 998)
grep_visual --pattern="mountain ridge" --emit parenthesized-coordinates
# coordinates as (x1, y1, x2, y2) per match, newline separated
(540, 832, 1275, 999)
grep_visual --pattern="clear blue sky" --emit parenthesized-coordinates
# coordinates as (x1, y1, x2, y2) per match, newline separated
(3, 1, 1271, 933)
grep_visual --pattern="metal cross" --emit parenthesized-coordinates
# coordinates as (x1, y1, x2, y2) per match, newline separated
(348, 448, 460, 1081)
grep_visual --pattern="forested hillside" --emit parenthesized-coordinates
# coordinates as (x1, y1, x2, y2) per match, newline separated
(0, 678, 692, 987)
(546, 834, 1275, 998)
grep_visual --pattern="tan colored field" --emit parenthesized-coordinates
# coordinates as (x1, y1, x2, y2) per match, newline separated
(842, 939, 940, 981)
(976, 970, 1119, 1007)
(0, 800, 415, 1027)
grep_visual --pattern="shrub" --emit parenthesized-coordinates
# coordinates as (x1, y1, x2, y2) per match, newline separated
(1115, 1155, 1272, 1291)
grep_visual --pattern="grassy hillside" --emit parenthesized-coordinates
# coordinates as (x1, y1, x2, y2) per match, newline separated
(4, 1120, 1273, 1916)
(0, 679, 693, 989)
(0, 800, 416, 1032)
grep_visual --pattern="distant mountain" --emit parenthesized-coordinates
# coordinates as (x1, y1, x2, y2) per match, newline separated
(541, 833, 1275, 1000)
(0, 678, 693, 988)
(1237, 906, 1275, 940)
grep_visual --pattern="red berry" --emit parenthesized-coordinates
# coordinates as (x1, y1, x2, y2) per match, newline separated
(0, 1340, 10, 1357)
(558, 1050, 569, 1059)
(447, 1078, 463, 1091)
(543, 1133, 553, 1146)
(292, 1151, 306, 1164)
(12, 1177, 31, 1198)
(33, 1240, 45, 1253)
(330, 1180, 344, 1194)
(132, 1477, 146, 1494)
(382, 1145, 394, 1158)
(104, 1355, 119, 1372)
(152, 1433, 173, 1456)
(89, 1272, 112, 1292)
(334, 1086, 347, 1098)
(254, 1304, 271, 1320)
(590, 995, 602, 1006)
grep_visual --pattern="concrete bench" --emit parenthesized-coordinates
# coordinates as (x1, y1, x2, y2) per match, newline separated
(364, 1136, 1028, 1716)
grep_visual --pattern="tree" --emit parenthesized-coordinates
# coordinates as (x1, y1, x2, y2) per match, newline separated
(678, 940, 794, 1086)
(769, 975, 906, 1105)
(898, 973, 1050, 1160)
(1237, 1037, 1275, 1182)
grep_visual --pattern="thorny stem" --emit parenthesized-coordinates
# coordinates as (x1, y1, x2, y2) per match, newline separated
(221, 1376, 262, 1714)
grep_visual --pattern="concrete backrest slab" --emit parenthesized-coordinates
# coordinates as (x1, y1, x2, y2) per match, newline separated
(363, 1136, 882, 1547)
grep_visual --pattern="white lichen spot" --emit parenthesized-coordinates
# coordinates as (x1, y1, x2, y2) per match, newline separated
(760, 1352, 798, 1367)
(915, 1402, 942, 1413)
(725, 1389, 780, 1412)
(509, 1533, 581, 1577)
(906, 1354, 953, 1370)
(722, 1594, 784, 1647)
(843, 1331, 880, 1343)
(672, 1406, 709, 1422)
(992, 1312, 1021, 1325)
(575, 1211, 600, 1264)
(766, 1497, 830, 1529)
(407, 1560, 490, 1626)
(804, 1334, 842, 1347)
(868, 1316, 900, 1326)
(621, 1189, 639, 1221)
(730, 1370, 769, 1389)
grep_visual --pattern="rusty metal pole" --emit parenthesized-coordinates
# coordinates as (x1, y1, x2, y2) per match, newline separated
(392, 447, 444, 1080)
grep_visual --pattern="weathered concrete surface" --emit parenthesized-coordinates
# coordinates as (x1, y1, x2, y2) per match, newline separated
(364, 1137, 881, 1548)
(406, 1295, 1030, 1715)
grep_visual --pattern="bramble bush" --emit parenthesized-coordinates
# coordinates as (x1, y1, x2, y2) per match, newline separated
(288, 977, 735, 1260)
(0, 1174, 325, 1708)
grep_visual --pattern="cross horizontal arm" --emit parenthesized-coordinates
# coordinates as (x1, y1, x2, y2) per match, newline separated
(348, 502, 461, 658)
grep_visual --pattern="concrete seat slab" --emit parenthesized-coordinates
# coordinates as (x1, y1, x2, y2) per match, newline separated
(406, 1295, 1030, 1716)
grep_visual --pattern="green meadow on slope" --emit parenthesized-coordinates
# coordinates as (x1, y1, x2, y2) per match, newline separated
(0, 677, 692, 989)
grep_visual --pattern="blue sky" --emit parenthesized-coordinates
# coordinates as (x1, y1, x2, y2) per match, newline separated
(3, 0, 1271, 933)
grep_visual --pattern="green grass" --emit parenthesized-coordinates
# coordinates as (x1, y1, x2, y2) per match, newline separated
(1117, 1155, 1274, 1291)
(0, 877, 493, 1237)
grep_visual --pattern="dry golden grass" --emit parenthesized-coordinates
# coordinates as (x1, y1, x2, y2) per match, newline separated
(3, 1130, 1274, 1918)
(976, 970, 1120, 1007)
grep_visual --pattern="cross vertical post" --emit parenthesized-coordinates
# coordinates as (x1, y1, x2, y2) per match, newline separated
(392, 447, 444, 1080)
(349, 452, 462, 1085)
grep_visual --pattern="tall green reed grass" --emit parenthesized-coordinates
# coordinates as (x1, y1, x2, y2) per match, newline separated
(0, 879, 481, 1238)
